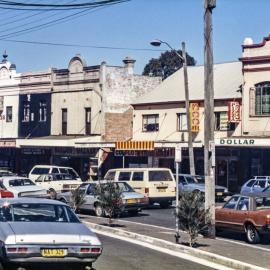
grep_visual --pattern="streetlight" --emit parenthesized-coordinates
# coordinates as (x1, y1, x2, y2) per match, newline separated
(150, 39, 195, 243)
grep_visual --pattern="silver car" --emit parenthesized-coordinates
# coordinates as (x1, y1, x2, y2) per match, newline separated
(0, 198, 102, 270)
(57, 181, 149, 217)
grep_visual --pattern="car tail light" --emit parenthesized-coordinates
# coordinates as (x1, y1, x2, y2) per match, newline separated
(0, 190, 14, 198)
(266, 215, 270, 225)
(145, 187, 149, 194)
(91, 248, 102, 253)
(80, 247, 102, 253)
(18, 247, 28, 253)
(6, 248, 17, 253)
(80, 248, 91, 253)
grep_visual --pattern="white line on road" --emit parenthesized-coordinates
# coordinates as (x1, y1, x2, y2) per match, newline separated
(92, 228, 235, 270)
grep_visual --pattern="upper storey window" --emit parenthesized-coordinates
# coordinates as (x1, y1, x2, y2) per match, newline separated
(255, 82, 270, 115)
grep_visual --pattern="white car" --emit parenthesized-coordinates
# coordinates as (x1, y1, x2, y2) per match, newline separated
(0, 177, 48, 198)
(34, 173, 82, 199)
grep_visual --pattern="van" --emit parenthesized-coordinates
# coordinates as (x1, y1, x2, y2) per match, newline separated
(104, 168, 176, 208)
(29, 165, 81, 182)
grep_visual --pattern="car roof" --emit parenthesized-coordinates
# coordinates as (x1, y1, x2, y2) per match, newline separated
(0, 198, 66, 206)
(32, 165, 73, 169)
(0, 176, 29, 181)
(81, 180, 128, 185)
(107, 168, 172, 172)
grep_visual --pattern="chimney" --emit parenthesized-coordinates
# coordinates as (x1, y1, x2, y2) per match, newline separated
(123, 56, 136, 75)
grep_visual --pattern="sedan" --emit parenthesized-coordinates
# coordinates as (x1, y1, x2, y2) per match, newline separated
(58, 181, 149, 217)
(0, 198, 102, 270)
(0, 176, 48, 198)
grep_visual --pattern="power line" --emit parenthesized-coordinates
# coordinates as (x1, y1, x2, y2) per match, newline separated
(0, 38, 164, 52)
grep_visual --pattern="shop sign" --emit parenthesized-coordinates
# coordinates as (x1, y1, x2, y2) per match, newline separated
(217, 138, 255, 146)
(228, 101, 241, 123)
(0, 140, 16, 147)
(189, 103, 200, 132)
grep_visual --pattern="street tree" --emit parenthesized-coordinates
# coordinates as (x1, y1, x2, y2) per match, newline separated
(142, 50, 196, 80)
(70, 188, 86, 212)
(95, 181, 123, 226)
(175, 191, 211, 247)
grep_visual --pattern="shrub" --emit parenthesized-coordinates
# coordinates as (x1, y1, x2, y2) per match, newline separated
(175, 191, 211, 247)
(70, 188, 86, 212)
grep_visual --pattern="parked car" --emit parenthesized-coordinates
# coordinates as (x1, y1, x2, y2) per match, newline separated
(177, 174, 228, 201)
(34, 173, 82, 199)
(104, 168, 176, 208)
(216, 194, 270, 244)
(240, 176, 270, 195)
(0, 169, 16, 177)
(0, 198, 102, 269)
(29, 165, 81, 182)
(0, 176, 48, 198)
(58, 181, 149, 216)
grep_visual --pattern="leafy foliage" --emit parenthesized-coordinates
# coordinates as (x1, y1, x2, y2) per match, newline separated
(143, 50, 196, 80)
(175, 191, 211, 247)
(70, 188, 86, 212)
(95, 181, 123, 225)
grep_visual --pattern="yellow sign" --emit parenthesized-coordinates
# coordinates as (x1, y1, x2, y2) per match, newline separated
(189, 103, 200, 132)
(116, 141, 154, 151)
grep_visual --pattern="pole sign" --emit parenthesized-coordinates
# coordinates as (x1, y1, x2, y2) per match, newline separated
(189, 103, 200, 132)
(228, 101, 241, 123)
(175, 144, 182, 163)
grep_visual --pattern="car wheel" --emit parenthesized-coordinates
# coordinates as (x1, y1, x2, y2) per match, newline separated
(128, 210, 139, 216)
(159, 201, 170, 209)
(246, 224, 260, 244)
(95, 204, 105, 217)
(49, 189, 57, 200)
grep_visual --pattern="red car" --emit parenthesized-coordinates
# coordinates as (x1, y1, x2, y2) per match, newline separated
(216, 194, 270, 244)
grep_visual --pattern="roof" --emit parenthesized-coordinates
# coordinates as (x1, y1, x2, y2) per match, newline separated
(133, 61, 243, 105)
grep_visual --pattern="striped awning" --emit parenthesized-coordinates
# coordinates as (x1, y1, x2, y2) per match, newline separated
(115, 141, 154, 151)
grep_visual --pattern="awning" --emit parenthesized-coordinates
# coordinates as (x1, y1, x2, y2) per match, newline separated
(116, 141, 154, 151)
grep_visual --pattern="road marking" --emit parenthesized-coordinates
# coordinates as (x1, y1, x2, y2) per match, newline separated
(80, 215, 270, 252)
(93, 228, 235, 270)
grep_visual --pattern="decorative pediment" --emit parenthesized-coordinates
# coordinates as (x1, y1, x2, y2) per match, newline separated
(68, 54, 86, 73)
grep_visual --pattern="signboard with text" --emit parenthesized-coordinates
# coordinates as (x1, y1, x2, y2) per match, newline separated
(189, 103, 200, 132)
(228, 101, 241, 123)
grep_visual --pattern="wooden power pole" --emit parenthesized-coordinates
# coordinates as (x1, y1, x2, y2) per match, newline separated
(204, 0, 216, 237)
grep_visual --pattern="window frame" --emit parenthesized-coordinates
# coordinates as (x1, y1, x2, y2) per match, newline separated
(22, 102, 30, 122)
(214, 111, 236, 131)
(6, 106, 12, 123)
(142, 114, 159, 132)
(39, 100, 47, 122)
(254, 82, 270, 116)
(176, 113, 187, 131)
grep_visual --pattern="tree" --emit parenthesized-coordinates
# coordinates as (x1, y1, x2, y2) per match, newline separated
(143, 50, 196, 80)
(175, 191, 211, 247)
(70, 188, 86, 212)
(94, 181, 123, 226)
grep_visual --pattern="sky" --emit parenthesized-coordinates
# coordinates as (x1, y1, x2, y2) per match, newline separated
(0, 0, 269, 74)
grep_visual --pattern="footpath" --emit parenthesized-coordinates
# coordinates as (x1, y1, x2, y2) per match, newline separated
(80, 215, 270, 270)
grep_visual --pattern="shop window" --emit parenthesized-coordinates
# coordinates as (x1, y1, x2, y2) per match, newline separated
(39, 101, 47, 122)
(177, 113, 187, 131)
(85, 107, 91, 135)
(6, 106, 12, 122)
(215, 111, 235, 131)
(255, 82, 270, 115)
(22, 102, 30, 122)
(142, 114, 159, 132)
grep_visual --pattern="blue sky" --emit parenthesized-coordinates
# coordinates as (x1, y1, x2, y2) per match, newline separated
(1, 0, 270, 74)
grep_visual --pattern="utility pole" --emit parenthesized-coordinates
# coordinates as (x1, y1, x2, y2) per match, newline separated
(204, 0, 216, 237)
(182, 42, 195, 176)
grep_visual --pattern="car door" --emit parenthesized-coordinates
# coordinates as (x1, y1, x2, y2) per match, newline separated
(81, 184, 97, 210)
(216, 196, 240, 230)
(130, 171, 144, 194)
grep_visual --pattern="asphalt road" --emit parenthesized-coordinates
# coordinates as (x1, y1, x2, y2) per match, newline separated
(93, 234, 215, 270)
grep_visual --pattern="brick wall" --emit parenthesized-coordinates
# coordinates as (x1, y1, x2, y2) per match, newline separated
(104, 108, 133, 141)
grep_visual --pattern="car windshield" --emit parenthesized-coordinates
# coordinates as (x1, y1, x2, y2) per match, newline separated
(185, 176, 197, 184)
(195, 176, 205, 183)
(0, 203, 80, 223)
(9, 179, 35, 187)
(99, 182, 134, 192)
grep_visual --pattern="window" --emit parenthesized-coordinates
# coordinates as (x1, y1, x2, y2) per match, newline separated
(62, 108, 67, 135)
(52, 168, 59, 174)
(177, 113, 187, 131)
(255, 180, 266, 189)
(214, 111, 235, 131)
(6, 106, 12, 122)
(223, 196, 239, 209)
(104, 171, 116, 180)
(8, 178, 35, 187)
(85, 107, 91, 135)
(31, 167, 50, 175)
(39, 101, 47, 122)
(255, 83, 270, 115)
(118, 172, 131, 181)
(22, 102, 30, 122)
(179, 176, 187, 184)
(149, 170, 173, 181)
(246, 180, 256, 187)
(237, 197, 249, 211)
(142, 114, 159, 132)
(132, 172, 144, 181)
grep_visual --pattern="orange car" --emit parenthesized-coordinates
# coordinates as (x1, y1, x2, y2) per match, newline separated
(216, 194, 270, 244)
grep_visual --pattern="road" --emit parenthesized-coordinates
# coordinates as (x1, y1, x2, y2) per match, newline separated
(93, 234, 216, 270)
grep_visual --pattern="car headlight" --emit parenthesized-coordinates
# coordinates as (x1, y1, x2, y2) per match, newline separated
(224, 188, 228, 193)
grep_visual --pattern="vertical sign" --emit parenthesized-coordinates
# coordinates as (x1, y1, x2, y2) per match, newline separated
(189, 103, 200, 132)
(228, 101, 241, 123)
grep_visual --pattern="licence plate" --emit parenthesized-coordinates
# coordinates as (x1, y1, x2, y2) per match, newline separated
(216, 192, 223, 196)
(41, 249, 67, 257)
(158, 188, 166, 192)
(127, 199, 137, 204)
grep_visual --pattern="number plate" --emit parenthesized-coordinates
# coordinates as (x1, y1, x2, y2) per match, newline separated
(127, 199, 137, 204)
(158, 189, 166, 192)
(216, 192, 223, 196)
(41, 249, 67, 257)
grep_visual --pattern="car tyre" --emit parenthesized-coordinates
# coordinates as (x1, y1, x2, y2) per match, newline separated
(246, 224, 260, 244)
(95, 204, 105, 217)
(49, 189, 57, 200)
(159, 201, 170, 209)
